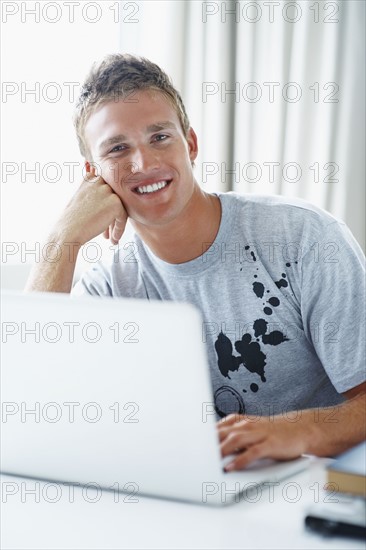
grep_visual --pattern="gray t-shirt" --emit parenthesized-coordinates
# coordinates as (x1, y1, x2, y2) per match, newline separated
(72, 192, 366, 417)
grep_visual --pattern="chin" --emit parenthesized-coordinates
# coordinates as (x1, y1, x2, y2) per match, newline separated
(131, 208, 182, 228)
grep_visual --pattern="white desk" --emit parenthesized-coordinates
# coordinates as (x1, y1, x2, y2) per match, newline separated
(1, 458, 365, 550)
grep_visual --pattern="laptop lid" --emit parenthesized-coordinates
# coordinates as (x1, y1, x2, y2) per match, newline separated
(1, 291, 309, 505)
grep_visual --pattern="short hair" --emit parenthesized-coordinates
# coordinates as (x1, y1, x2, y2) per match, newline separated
(73, 53, 191, 159)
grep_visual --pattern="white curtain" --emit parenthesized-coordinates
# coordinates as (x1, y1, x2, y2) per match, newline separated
(119, 0, 365, 251)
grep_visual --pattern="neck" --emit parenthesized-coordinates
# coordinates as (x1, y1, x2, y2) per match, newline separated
(130, 184, 222, 264)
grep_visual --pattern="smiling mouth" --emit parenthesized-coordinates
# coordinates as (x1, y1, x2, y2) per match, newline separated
(133, 179, 172, 195)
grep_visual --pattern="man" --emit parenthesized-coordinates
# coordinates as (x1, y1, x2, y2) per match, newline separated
(26, 54, 366, 472)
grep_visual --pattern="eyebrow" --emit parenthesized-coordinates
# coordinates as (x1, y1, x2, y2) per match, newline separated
(98, 121, 177, 153)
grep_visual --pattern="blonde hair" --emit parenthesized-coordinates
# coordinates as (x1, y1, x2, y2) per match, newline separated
(74, 53, 191, 159)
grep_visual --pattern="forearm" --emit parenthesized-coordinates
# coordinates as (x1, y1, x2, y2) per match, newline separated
(24, 170, 128, 294)
(303, 392, 366, 457)
(219, 390, 366, 470)
(25, 230, 81, 293)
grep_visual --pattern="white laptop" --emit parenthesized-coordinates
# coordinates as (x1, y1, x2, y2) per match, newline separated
(1, 291, 310, 506)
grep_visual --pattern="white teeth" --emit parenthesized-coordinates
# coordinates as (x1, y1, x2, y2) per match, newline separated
(136, 180, 169, 194)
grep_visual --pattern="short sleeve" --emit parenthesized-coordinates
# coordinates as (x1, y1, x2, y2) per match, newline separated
(71, 263, 113, 297)
(71, 248, 148, 299)
(300, 221, 366, 393)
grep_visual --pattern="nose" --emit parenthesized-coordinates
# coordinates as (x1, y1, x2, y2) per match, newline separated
(127, 146, 161, 175)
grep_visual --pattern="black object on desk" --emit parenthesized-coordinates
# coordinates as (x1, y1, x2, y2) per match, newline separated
(305, 513, 366, 540)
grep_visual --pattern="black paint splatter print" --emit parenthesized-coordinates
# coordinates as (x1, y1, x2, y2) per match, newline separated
(254, 318, 289, 346)
(253, 282, 265, 298)
(275, 273, 288, 289)
(234, 333, 267, 382)
(214, 333, 241, 379)
(214, 386, 246, 418)
(214, 259, 292, 414)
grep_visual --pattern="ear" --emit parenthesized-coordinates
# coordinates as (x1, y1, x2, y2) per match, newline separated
(186, 127, 198, 162)
(84, 160, 99, 177)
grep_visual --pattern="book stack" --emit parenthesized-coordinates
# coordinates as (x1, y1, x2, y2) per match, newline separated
(305, 441, 366, 539)
(327, 441, 366, 497)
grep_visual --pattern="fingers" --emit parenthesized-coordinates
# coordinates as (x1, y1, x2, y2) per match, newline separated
(111, 217, 125, 245)
(218, 413, 245, 427)
(224, 442, 268, 472)
(81, 165, 127, 244)
(220, 424, 265, 457)
(102, 222, 122, 244)
(85, 164, 95, 179)
(219, 415, 305, 470)
(217, 415, 249, 442)
(220, 422, 268, 471)
(220, 431, 248, 455)
(103, 222, 119, 245)
(218, 425, 237, 442)
(85, 165, 100, 184)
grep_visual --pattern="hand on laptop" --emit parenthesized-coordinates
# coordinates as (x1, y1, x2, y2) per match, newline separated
(57, 165, 128, 246)
(217, 413, 308, 471)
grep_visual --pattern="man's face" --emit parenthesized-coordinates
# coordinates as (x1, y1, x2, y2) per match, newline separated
(84, 90, 198, 227)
